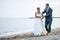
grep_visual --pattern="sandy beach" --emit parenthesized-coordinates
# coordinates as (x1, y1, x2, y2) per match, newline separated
(0, 28, 60, 40)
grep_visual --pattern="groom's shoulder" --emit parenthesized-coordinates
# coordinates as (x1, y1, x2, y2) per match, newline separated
(49, 7, 53, 11)
(49, 7, 52, 10)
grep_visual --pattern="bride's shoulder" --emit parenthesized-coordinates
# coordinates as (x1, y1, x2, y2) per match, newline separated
(35, 12, 38, 15)
(35, 12, 37, 14)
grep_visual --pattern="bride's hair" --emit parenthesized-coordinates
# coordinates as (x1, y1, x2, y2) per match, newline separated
(37, 7, 40, 10)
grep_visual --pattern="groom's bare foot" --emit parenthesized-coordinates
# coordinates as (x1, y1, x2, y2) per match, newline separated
(45, 31, 49, 35)
(46, 32, 51, 36)
(48, 32, 52, 36)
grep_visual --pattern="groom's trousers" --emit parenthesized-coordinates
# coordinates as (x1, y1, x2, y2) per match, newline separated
(45, 17, 52, 32)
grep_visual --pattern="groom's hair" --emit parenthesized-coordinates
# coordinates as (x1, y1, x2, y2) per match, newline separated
(46, 3, 49, 6)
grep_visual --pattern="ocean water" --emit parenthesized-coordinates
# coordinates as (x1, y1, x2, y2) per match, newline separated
(0, 18, 36, 36)
(0, 18, 60, 36)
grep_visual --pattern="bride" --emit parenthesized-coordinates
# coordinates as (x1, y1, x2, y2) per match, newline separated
(34, 7, 43, 36)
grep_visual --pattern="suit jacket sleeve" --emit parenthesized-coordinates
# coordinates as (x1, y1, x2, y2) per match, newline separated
(42, 8, 46, 13)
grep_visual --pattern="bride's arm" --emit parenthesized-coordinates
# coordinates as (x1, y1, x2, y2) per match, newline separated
(37, 16, 41, 18)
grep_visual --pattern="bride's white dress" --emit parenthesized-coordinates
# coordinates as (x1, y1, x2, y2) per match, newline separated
(34, 13, 43, 35)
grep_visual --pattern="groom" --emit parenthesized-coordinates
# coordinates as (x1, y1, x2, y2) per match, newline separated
(42, 3, 53, 35)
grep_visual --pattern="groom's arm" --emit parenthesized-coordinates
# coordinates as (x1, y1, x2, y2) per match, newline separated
(42, 8, 46, 14)
(41, 9, 46, 19)
(42, 8, 46, 16)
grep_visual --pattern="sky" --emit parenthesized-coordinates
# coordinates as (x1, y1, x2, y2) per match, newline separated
(0, 0, 60, 18)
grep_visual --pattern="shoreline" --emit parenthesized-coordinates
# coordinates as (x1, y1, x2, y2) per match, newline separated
(0, 28, 60, 40)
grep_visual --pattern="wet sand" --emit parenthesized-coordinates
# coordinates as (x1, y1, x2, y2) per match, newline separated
(0, 28, 60, 40)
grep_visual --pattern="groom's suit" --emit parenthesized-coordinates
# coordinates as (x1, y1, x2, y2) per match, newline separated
(43, 7, 53, 32)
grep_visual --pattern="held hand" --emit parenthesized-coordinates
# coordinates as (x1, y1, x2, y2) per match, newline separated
(41, 15, 45, 19)
(41, 13, 44, 19)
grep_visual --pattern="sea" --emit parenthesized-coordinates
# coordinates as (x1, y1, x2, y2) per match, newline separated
(0, 17, 60, 36)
